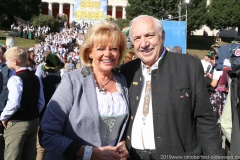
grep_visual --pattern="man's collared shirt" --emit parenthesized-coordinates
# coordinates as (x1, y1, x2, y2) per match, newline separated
(131, 48, 166, 150)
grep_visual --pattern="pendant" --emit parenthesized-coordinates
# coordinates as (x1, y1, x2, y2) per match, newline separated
(99, 85, 107, 92)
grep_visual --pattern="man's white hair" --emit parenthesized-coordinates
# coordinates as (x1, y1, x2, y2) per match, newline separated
(129, 15, 164, 41)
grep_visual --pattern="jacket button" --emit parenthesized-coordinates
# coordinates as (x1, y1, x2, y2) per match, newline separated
(127, 136, 130, 140)
(136, 96, 139, 100)
(131, 116, 133, 120)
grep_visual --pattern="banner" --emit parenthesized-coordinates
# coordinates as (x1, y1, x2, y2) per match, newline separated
(161, 21, 187, 54)
(73, 0, 107, 23)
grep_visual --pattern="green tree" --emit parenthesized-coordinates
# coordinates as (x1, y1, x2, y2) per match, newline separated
(126, 0, 157, 20)
(114, 19, 130, 30)
(31, 15, 60, 32)
(0, 0, 41, 24)
(207, 0, 240, 33)
(187, 0, 207, 33)
(126, 0, 181, 20)
(163, 0, 180, 20)
(125, 0, 210, 34)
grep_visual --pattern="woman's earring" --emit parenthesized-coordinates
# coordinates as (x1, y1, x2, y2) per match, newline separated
(89, 55, 92, 58)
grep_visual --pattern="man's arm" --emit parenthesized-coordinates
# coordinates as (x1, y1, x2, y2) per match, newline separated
(37, 77, 45, 113)
(194, 59, 224, 156)
(35, 63, 44, 79)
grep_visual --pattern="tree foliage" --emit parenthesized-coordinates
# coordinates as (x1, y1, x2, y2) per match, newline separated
(126, 0, 181, 20)
(187, 0, 207, 32)
(126, 0, 211, 33)
(0, 0, 41, 23)
(31, 15, 60, 32)
(206, 0, 240, 30)
(113, 19, 130, 30)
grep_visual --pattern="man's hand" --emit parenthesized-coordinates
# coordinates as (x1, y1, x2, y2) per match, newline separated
(2, 121, 7, 129)
(206, 73, 213, 79)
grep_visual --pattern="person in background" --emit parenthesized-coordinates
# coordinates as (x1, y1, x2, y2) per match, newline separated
(165, 46, 170, 52)
(0, 46, 15, 141)
(205, 52, 228, 124)
(40, 21, 129, 160)
(64, 59, 71, 72)
(216, 32, 221, 42)
(172, 46, 182, 54)
(69, 59, 75, 71)
(36, 54, 64, 160)
(27, 50, 36, 73)
(201, 54, 212, 74)
(35, 50, 51, 79)
(221, 66, 240, 158)
(124, 52, 135, 64)
(1, 46, 44, 160)
(120, 15, 224, 160)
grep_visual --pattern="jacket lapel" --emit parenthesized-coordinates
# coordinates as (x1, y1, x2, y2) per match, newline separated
(81, 67, 100, 132)
(129, 60, 143, 116)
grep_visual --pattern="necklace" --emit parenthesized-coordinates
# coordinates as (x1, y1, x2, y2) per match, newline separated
(94, 72, 112, 93)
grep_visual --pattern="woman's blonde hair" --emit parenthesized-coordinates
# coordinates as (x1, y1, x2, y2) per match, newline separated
(80, 21, 127, 66)
(4, 46, 27, 65)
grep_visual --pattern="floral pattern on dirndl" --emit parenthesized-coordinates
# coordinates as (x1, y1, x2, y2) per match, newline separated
(210, 91, 227, 123)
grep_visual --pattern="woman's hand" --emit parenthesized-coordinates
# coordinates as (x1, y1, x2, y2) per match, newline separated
(91, 146, 121, 160)
(116, 141, 129, 160)
(119, 149, 129, 160)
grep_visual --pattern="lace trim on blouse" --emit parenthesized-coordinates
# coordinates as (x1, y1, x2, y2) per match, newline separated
(93, 74, 128, 116)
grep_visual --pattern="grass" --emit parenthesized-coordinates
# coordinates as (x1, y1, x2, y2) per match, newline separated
(0, 29, 236, 59)
(186, 35, 233, 59)
(0, 29, 36, 50)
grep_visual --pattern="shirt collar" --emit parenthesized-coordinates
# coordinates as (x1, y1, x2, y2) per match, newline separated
(141, 48, 166, 71)
(16, 67, 28, 72)
(16, 67, 29, 75)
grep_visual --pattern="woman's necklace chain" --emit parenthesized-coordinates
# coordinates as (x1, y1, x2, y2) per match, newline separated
(94, 72, 112, 93)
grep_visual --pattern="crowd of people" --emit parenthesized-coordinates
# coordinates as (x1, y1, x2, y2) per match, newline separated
(11, 23, 50, 40)
(0, 14, 238, 160)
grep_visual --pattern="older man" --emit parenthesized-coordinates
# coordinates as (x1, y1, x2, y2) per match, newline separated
(120, 15, 224, 160)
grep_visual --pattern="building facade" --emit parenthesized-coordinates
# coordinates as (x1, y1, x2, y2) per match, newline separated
(41, 0, 128, 22)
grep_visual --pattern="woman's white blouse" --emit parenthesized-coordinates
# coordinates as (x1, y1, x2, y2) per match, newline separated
(94, 74, 128, 116)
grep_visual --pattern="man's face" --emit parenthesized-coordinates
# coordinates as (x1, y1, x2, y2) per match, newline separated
(131, 17, 164, 66)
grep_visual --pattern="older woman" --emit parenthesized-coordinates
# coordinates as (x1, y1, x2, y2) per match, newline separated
(40, 21, 129, 160)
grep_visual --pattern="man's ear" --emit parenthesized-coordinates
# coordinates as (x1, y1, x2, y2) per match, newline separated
(162, 30, 165, 42)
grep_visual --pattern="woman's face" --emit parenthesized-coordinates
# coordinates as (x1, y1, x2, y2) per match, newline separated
(89, 42, 120, 73)
(30, 52, 35, 60)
